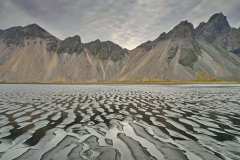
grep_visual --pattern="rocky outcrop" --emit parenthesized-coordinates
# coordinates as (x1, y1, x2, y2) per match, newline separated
(85, 40, 128, 61)
(23, 24, 56, 39)
(232, 48, 240, 55)
(196, 13, 231, 41)
(196, 13, 240, 53)
(0, 24, 59, 51)
(135, 21, 195, 53)
(0, 24, 57, 44)
(168, 21, 195, 39)
(0, 26, 25, 46)
(57, 35, 83, 54)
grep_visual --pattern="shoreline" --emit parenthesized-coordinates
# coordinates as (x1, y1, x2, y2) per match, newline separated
(0, 81, 240, 85)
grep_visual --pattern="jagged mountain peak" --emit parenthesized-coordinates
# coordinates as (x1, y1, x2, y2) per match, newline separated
(194, 12, 240, 53)
(23, 23, 56, 39)
(24, 23, 44, 30)
(64, 35, 81, 43)
(134, 21, 195, 51)
(94, 39, 101, 43)
(84, 39, 128, 61)
(2, 23, 53, 38)
(176, 20, 194, 28)
(207, 12, 231, 31)
(196, 12, 231, 41)
(168, 20, 194, 39)
(57, 35, 83, 54)
(24, 24, 45, 32)
(88, 39, 101, 44)
(86, 39, 124, 49)
(208, 12, 228, 23)
(0, 23, 57, 47)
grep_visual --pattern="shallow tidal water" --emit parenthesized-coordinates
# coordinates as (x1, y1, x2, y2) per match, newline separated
(0, 84, 240, 160)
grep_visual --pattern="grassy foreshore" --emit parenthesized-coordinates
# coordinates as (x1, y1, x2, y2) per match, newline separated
(0, 80, 240, 85)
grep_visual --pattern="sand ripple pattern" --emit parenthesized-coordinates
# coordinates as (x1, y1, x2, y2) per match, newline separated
(0, 84, 240, 160)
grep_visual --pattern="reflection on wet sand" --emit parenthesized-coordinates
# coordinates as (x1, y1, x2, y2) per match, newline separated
(0, 85, 240, 160)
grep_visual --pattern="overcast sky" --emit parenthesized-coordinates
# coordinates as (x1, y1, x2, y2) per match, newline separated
(0, 0, 240, 49)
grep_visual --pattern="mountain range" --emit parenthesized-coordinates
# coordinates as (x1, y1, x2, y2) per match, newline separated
(0, 13, 240, 83)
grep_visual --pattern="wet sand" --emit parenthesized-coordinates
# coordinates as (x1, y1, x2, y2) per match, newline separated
(0, 84, 240, 160)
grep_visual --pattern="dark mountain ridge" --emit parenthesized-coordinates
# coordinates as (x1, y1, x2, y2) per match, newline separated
(0, 12, 240, 82)
(136, 13, 240, 56)
(0, 24, 128, 61)
(1, 12, 239, 56)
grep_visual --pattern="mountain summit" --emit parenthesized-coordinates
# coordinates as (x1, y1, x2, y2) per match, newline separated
(168, 21, 195, 39)
(195, 13, 240, 51)
(0, 13, 240, 83)
(57, 35, 83, 54)
(0, 24, 57, 46)
(196, 13, 231, 42)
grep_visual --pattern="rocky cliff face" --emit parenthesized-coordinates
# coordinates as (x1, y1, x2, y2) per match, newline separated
(0, 13, 240, 83)
(57, 35, 83, 54)
(196, 13, 240, 53)
(0, 24, 59, 50)
(196, 13, 231, 41)
(85, 40, 128, 61)
(233, 48, 240, 55)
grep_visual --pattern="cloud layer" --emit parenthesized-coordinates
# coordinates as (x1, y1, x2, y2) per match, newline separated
(0, 0, 240, 49)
